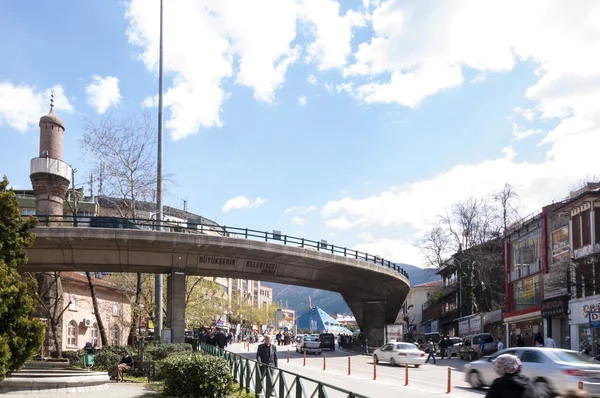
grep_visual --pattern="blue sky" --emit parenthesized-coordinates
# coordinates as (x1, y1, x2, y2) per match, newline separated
(1, 0, 599, 267)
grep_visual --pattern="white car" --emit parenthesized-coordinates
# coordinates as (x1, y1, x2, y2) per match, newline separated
(296, 335, 322, 354)
(464, 347, 600, 397)
(373, 342, 427, 367)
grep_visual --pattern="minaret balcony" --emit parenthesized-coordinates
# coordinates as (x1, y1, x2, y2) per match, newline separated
(30, 157, 72, 183)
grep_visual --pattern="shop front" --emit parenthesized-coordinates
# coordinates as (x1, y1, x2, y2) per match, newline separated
(504, 308, 544, 348)
(569, 295, 600, 355)
(541, 295, 570, 349)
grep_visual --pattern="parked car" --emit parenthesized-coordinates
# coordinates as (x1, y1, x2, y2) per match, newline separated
(442, 337, 463, 357)
(464, 347, 600, 397)
(296, 335, 322, 354)
(459, 333, 495, 361)
(373, 342, 427, 368)
(319, 333, 336, 351)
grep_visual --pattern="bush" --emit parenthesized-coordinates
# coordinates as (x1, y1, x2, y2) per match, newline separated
(94, 350, 121, 372)
(157, 353, 233, 397)
(62, 350, 81, 367)
(145, 343, 191, 360)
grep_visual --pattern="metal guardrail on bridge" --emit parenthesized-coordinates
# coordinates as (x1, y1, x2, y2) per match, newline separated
(200, 343, 369, 398)
(33, 215, 409, 279)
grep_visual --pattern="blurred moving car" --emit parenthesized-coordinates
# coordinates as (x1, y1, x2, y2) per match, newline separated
(319, 333, 336, 351)
(296, 335, 322, 354)
(464, 347, 600, 397)
(459, 333, 495, 361)
(373, 342, 427, 368)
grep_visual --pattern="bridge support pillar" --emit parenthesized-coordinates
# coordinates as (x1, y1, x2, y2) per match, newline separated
(166, 270, 186, 344)
(361, 301, 386, 348)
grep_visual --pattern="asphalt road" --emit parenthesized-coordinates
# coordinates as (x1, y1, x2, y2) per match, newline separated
(227, 343, 487, 398)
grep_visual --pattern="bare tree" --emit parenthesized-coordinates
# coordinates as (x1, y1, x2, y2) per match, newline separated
(81, 111, 158, 218)
(81, 111, 161, 343)
(28, 272, 70, 356)
(420, 186, 520, 314)
(65, 169, 109, 346)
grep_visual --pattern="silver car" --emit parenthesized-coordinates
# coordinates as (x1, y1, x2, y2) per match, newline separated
(463, 347, 600, 397)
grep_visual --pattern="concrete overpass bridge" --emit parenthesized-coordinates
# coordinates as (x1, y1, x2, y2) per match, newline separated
(22, 216, 410, 346)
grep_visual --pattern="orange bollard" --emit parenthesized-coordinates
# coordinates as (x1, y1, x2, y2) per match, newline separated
(348, 357, 351, 375)
(373, 357, 377, 380)
(287, 350, 290, 363)
(579, 381, 584, 390)
(405, 363, 408, 386)
(446, 367, 451, 394)
(323, 353, 327, 370)
(303, 351, 306, 367)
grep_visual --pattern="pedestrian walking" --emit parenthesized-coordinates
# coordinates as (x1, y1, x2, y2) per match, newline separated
(362, 338, 369, 355)
(256, 335, 278, 396)
(545, 333, 556, 348)
(425, 339, 436, 364)
(497, 337, 504, 352)
(439, 336, 448, 359)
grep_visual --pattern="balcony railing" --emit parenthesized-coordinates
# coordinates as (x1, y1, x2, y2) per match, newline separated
(30, 157, 72, 181)
(441, 281, 457, 297)
(33, 215, 409, 279)
(201, 343, 369, 398)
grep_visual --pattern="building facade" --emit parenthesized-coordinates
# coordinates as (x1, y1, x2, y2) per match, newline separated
(554, 185, 600, 354)
(40, 272, 132, 355)
(400, 280, 443, 335)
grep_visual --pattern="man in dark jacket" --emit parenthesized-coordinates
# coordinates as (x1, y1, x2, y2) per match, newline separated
(439, 337, 448, 359)
(256, 335, 278, 394)
(112, 351, 134, 382)
(485, 354, 536, 398)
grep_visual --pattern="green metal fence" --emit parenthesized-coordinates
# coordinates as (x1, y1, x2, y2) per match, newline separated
(200, 343, 369, 398)
(34, 214, 409, 279)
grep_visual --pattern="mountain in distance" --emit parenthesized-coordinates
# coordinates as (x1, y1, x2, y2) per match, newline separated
(262, 264, 439, 317)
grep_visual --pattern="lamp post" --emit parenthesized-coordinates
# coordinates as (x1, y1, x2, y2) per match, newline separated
(154, 0, 165, 344)
(138, 303, 145, 362)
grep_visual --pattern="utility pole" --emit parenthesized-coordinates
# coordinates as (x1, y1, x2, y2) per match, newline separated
(154, 0, 164, 344)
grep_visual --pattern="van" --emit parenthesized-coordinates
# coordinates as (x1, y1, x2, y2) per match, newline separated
(319, 333, 336, 351)
(458, 333, 495, 361)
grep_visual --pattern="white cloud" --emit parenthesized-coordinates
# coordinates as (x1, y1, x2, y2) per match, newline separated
(222, 196, 266, 213)
(298, 0, 366, 70)
(284, 205, 317, 215)
(307, 74, 318, 85)
(290, 217, 306, 226)
(471, 75, 486, 84)
(298, 96, 307, 107)
(125, 0, 300, 141)
(511, 123, 544, 142)
(514, 106, 535, 121)
(86, 75, 121, 114)
(142, 95, 158, 108)
(0, 82, 74, 132)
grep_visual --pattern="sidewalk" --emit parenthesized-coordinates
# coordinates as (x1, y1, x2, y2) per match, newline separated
(1, 382, 159, 397)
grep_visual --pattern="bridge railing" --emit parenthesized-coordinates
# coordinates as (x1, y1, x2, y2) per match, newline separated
(33, 214, 409, 279)
(200, 343, 369, 398)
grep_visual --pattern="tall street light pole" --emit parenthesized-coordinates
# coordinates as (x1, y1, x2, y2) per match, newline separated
(154, 0, 164, 344)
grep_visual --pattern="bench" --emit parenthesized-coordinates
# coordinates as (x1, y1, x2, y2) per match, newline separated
(134, 361, 155, 380)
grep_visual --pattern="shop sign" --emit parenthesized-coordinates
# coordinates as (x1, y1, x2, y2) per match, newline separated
(551, 226, 569, 263)
(583, 303, 600, 318)
(589, 312, 600, 328)
(431, 320, 439, 333)
(541, 295, 569, 317)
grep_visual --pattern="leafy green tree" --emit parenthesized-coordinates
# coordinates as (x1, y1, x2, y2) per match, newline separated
(0, 176, 45, 381)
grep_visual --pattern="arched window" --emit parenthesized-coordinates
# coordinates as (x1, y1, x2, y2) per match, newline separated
(111, 325, 120, 346)
(91, 323, 99, 347)
(67, 320, 78, 347)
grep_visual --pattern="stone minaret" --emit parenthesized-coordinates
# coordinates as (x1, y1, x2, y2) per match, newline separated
(30, 91, 71, 224)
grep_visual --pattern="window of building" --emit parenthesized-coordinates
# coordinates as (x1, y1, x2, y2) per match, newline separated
(510, 231, 542, 272)
(67, 320, 78, 347)
(91, 323, 99, 347)
(585, 264, 595, 297)
(582, 210, 592, 246)
(575, 266, 583, 299)
(20, 208, 36, 216)
(511, 274, 542, 311)
(113, 304, 119, 317)
(573, 214, 582, 249)
(595, 210, 600, 245)
(69, 296, 77, 311)
(111, 326, 120, 346)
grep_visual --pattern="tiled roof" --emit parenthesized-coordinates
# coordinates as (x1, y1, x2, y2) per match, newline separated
(413, 280, 443, 288)
(60, 272, 132, 294)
